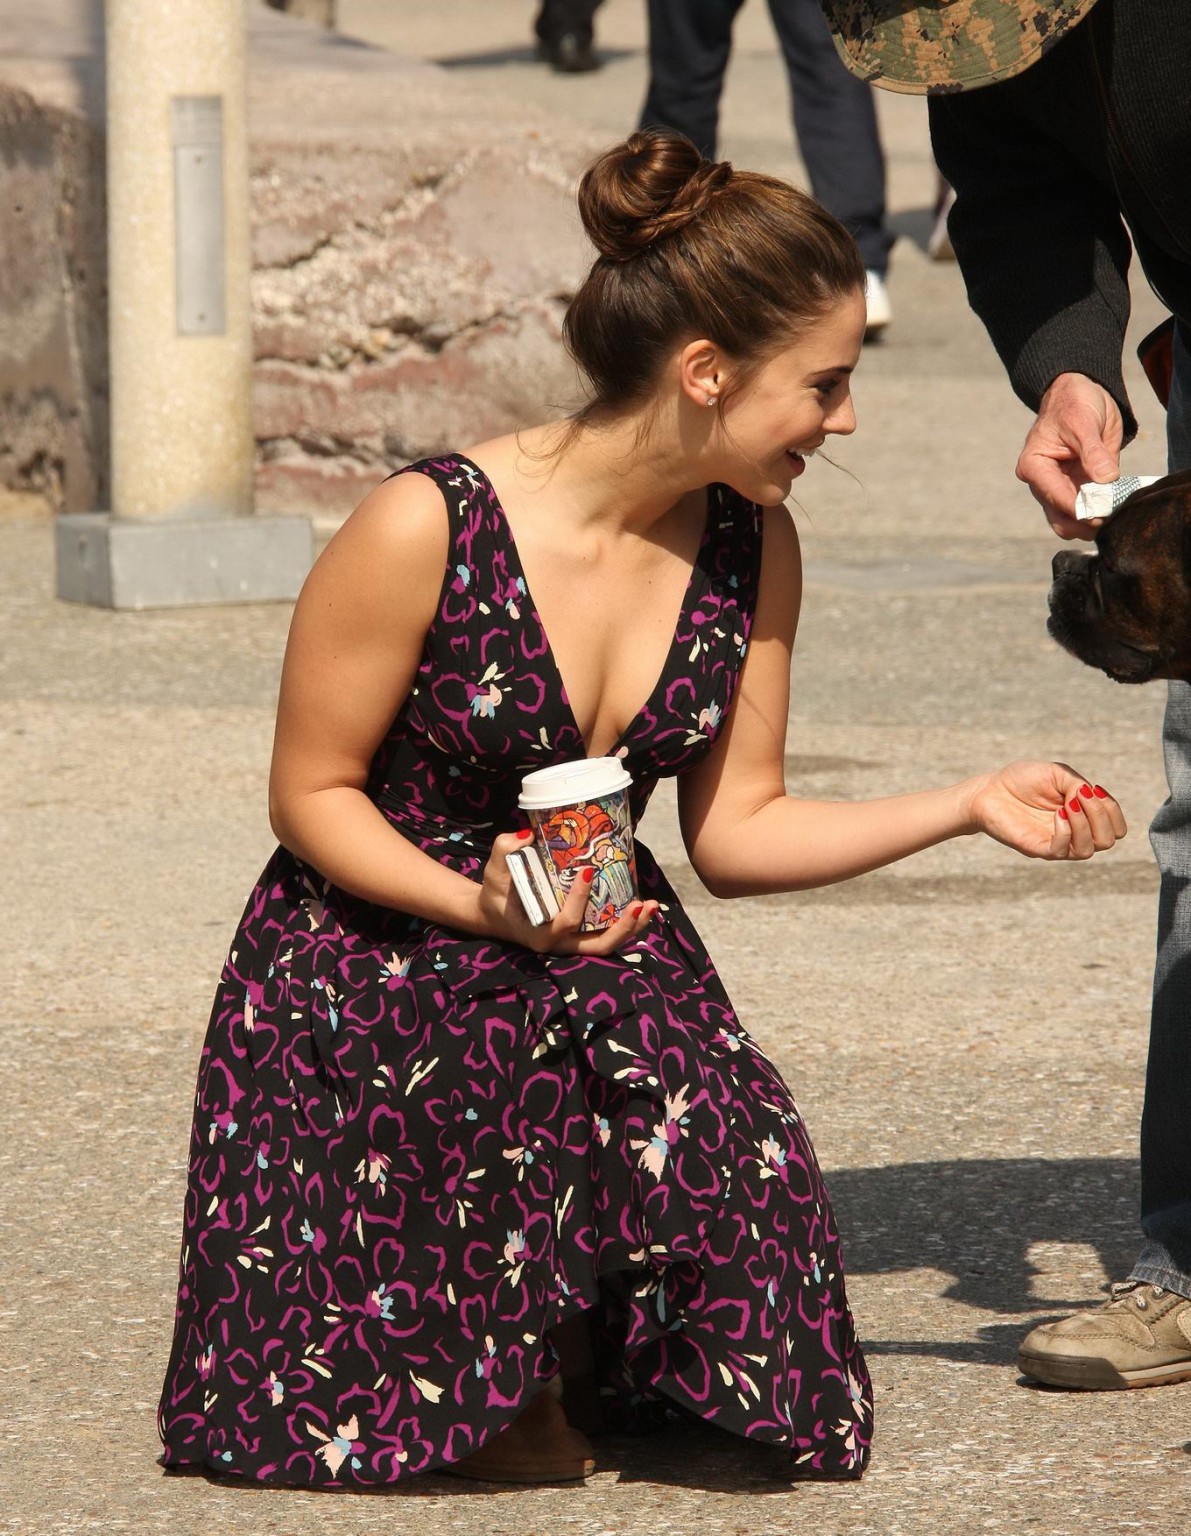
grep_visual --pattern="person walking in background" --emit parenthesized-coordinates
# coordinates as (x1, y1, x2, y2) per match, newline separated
(817, 0, 1191, 1393)
(639, 0, 895, 337)
(534, 0, 605, 72)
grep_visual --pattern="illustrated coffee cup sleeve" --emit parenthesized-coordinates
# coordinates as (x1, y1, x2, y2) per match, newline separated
(517, 757, 637, 933)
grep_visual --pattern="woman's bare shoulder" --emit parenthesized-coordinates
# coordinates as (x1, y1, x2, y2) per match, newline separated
(335, 467, 450, 553)
(464, 428, 553, 460)
(760, 499, 800, 554)
(296, 468, 452, 639)
(751, 501, 802, 644)
(462, 427, 562, 485)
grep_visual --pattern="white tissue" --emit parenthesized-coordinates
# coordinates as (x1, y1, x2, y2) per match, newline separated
(1074, 475, 1161, 520)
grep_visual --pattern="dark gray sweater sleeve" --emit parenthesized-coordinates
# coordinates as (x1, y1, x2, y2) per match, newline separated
(929, 89, 1137, 441)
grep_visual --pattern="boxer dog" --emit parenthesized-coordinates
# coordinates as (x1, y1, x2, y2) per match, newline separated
(1047, 469, 1191, 683)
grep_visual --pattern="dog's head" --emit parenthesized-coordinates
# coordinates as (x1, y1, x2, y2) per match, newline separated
(1047, 469, 1191, 683)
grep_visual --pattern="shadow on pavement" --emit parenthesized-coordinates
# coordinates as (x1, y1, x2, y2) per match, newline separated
(888, 204, 939, 256)
(420, 1423, 845, 1496)
(830, 1155, 1139, 1321)
(434, 45, 635, 68)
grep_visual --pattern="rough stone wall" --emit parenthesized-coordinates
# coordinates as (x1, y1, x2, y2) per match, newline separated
(247, 24, 597, 519)
(0, 80, 108, 515)
(0, 1, 600, 522)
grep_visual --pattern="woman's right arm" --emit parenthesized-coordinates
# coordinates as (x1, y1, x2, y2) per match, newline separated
(267, 471, 493, 931)
(267, 472, 654, 955)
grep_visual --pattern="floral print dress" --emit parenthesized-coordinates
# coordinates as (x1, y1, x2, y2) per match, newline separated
(158, 454, 873, 1485)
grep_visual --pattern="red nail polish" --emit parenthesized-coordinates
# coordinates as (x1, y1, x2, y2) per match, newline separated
(631, 903, 644, 919)
(516, 828, 533, 841)
(1094, 785, 1109, 798)
(582, 866, 595, 883)
(1069, 798, 1083, 813)
(1058, 806, 1069, 821)
(1080, 784, 1093, 798)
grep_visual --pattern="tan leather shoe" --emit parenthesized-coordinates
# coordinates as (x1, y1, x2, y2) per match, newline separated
(1018, 1283, 1191, 1389)
(442, 1387, 596, 1483)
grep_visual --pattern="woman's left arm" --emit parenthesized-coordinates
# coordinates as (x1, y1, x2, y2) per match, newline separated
(677, 504, 1126, 898)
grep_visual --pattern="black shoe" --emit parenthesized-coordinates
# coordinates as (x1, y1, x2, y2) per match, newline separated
(537, 33, 601, 72)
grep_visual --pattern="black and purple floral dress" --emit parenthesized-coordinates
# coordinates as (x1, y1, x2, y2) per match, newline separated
(158, 454, 873, 1485)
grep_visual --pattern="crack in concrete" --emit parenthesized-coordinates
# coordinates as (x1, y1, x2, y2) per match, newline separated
(252, 295, 564, 372)
(251, 164, 459, 274)
(258, 433, 386, 467)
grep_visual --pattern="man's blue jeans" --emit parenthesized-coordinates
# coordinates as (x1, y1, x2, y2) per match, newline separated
(1132, 320, 1191, 1295)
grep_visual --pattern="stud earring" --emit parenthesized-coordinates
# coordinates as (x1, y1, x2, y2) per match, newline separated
(705, 394, 718, 408)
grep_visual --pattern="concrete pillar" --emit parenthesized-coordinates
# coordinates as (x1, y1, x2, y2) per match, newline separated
(56, 0, 311, 609)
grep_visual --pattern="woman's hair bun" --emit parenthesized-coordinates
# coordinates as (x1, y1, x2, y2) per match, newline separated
(578, 129, 734, 262)
(563, 128, 863, 423)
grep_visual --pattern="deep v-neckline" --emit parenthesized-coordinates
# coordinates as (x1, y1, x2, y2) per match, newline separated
(459, 455, 717, 760)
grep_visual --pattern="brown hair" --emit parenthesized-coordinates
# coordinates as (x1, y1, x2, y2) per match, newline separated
(563, 129, 864, 419)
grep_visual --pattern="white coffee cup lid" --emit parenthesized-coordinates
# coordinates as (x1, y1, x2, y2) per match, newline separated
(518, 756, 632, 811)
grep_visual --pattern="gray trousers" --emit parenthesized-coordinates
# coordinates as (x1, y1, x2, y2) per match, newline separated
(1132, 321, 1191, 1295)
(638, 0, 893, 276)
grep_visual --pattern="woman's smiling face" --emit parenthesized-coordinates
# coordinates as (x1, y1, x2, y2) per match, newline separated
(714, 289, 866, 505)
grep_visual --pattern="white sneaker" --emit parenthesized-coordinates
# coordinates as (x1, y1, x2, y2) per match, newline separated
(864, 270, 891, 337)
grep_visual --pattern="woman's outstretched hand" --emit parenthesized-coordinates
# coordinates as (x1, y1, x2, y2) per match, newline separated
(475, 831, 659, 954)
(966, 761, 1127, 860)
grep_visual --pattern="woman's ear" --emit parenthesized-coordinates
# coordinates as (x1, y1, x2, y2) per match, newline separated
(677, 339, 725, 410)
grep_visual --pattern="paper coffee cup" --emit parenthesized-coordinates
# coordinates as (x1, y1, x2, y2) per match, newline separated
(517, 758, 638, 931)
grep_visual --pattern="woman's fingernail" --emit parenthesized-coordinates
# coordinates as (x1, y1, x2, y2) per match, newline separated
(582, 866, 595, 883)
(1058, 806, 1069, 821)
(1080, 784, 1093, 798)
(1069, 798, 1083, 813)
(631, 903, 644, 919)
(1094, 785, 1109, 798)
(516, 828, 533, 841)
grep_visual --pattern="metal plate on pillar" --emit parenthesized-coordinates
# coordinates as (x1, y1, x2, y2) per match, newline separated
(172, 95, 226, 335)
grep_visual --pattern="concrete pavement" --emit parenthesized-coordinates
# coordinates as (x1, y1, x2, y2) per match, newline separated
(4, 2, 1189, 1532)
